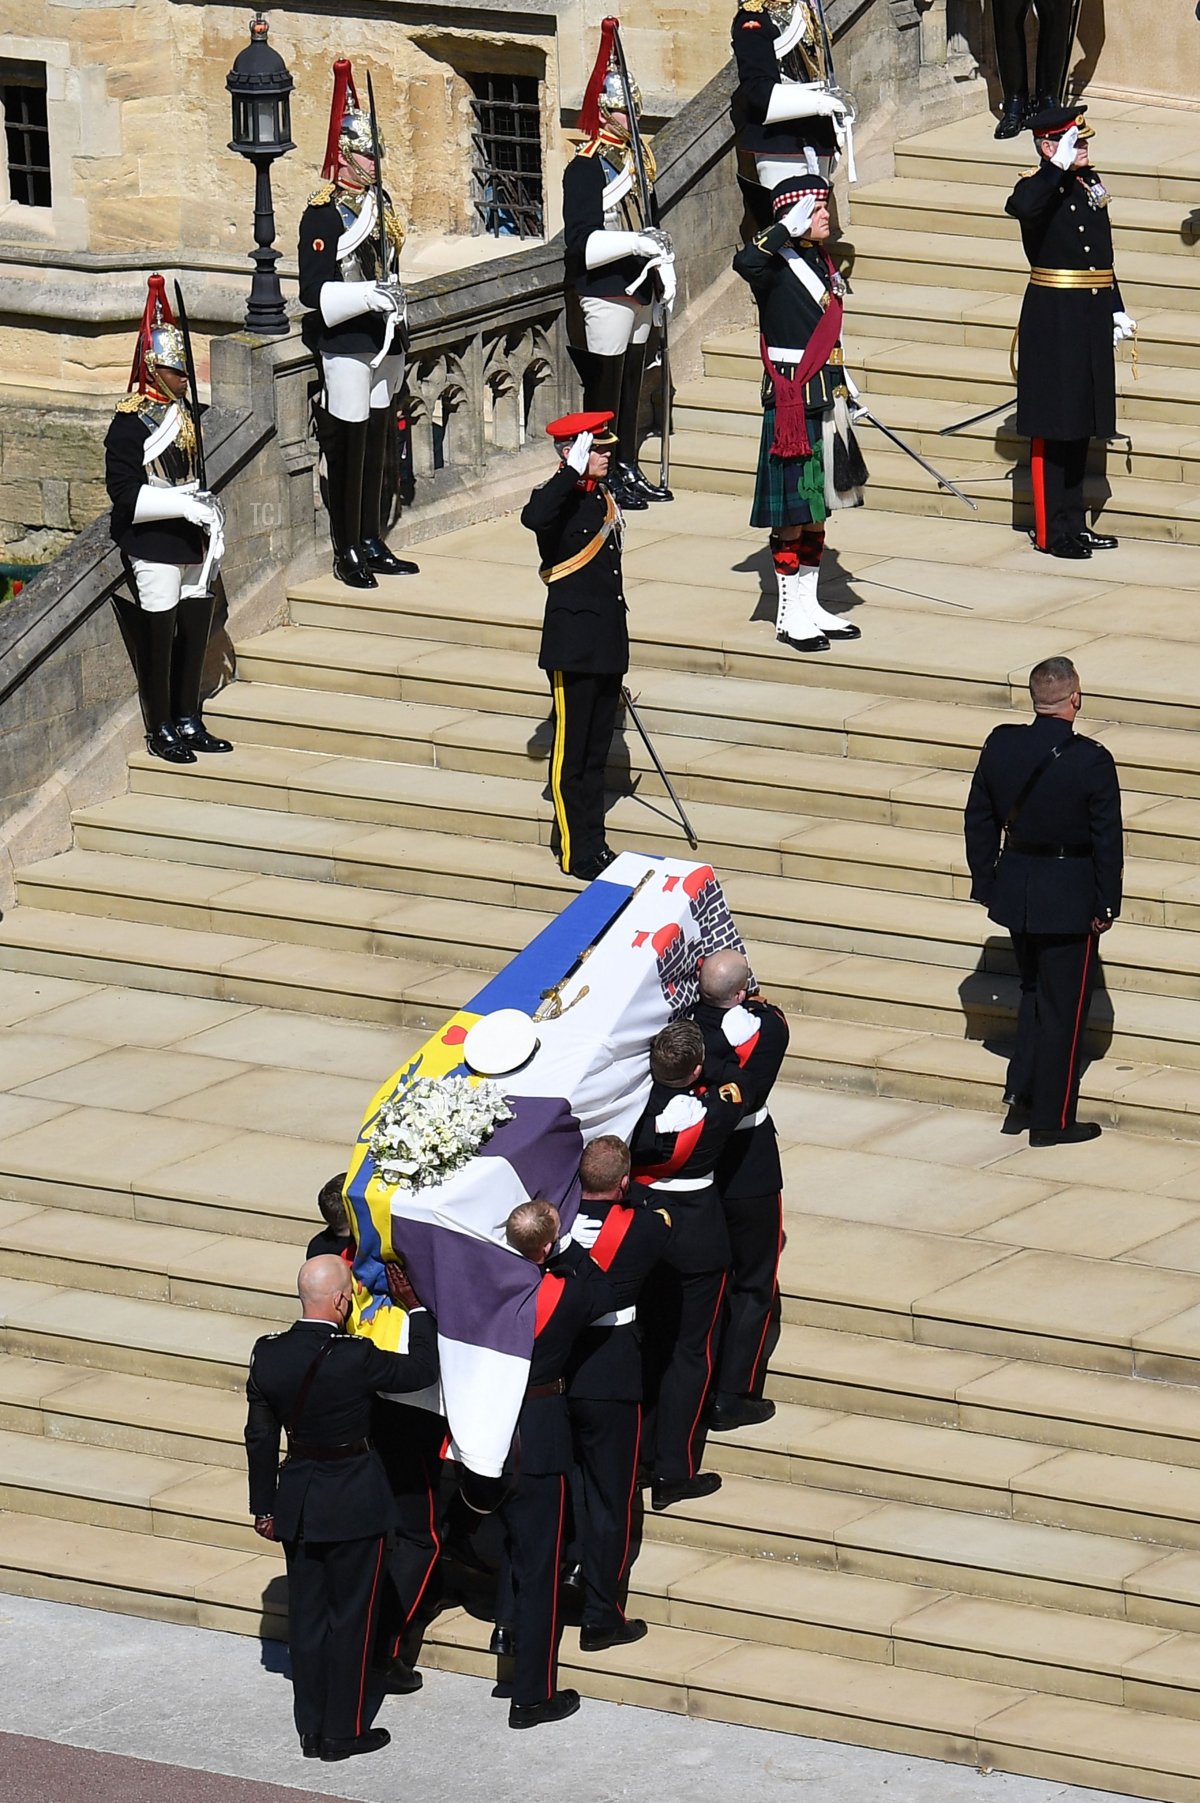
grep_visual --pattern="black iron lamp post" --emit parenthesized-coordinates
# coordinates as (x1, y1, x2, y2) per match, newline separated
(227, 11, 294, 337)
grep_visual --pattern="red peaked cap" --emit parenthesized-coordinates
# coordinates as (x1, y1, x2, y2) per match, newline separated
(546, 409, 616, 443)
(127, 272, 175, 395)
(321, 58, 360, 182)
(579, 16, 620, 138)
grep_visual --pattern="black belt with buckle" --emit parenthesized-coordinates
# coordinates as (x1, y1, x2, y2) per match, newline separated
(526, 1379, 566, 1400)
(285, 1437, 372, 1462)
(1005, 838, 1092, 859)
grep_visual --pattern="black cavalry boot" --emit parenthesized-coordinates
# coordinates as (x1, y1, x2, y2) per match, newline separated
(172, 592, 232, 753)
(616, 342, 672, 501)
(326, 416, 378, 588)
(141, 608, 195, 764)
(994, 91, 1029, 138)
(361, 406, 419, 574)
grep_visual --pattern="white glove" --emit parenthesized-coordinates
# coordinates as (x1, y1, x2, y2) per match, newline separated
(1050, 124, 1080, 170)
(815, 91, 850, 120)
(655, 259, 677, 311)
(1113, 309, 1136, 345)
(573, 1210, 603, 1251)
(318, 279, 399, 328)
(363, 282, 402, 315)
(178, 494, 220, 529)
(765, 81, 842, 125)
(655, 1093, 706, 1135)
(782, 195, 816, 239)
(565, 430, 593, 475)
(721, 1004, 758, 1049)
(584, 228, 644, 270)
(133, 486, 215, 529)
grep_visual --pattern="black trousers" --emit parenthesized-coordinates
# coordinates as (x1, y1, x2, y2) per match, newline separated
(547, 669, 621, 872)
(1008, 929, 1099, 1131)
(372, 1398, 445, 1659)
(569, 1397, 642, 1630)
(991, 0, 1074, 99)
(501, 1470, 568, 1706)
(715, 1190, 784, 1404)
(1030, 437, 1088, 549)
(284, 1531, 387, 1741)
(641, 1264, 728, 1484)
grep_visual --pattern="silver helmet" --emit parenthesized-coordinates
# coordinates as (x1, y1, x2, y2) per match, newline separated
(598, 67, 641, 124)
(339, 106, 383, 185)
(146, 322, 187, 377)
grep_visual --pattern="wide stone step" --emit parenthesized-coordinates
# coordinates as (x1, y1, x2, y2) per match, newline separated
(850, 177, 1200, 262)
(0, 1354, 246, 1467)
(0, 1278, 265, 1389)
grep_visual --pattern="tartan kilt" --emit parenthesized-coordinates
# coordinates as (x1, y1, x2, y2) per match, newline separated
(750, 404, 828, 530)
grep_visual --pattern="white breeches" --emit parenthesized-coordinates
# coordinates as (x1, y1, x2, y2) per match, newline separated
(321, 350, 406, 424)
(754, 152, 836, 189)
(129, 559, 203, 614)
(581, 295, 652, 357)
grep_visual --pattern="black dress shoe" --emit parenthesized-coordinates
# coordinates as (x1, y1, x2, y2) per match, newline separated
(175, 715, 233, 754)
(361, 535, 419, 575)
(819, 621, 862, 641)
(300, 1734, 321, 1758)
(607, 471, 649, 511)
(994, 92, 1029, 138)
(146, 724, 197, 764)
(489, 1625, 515, 1657)
(708, 1396, 776, 1432)
(509, 1689, 581, 1730)
(332, 545, 379, 588)
(1077, 528, 1118, 551)
(619, 460, 673, 503)
(579, 1617, 648, 1652)
(559, 1561, 585, 1619)
(1002, 1090, 1032, 1111)
(1029, 1122, 1102, 1147)
(321, 1728, 391, 1761)
(1039, 536, 1091, 560)
(384, 1658, 423, 1694)
(595, 845, 617, 870)
(777, 630, 830, 654)
(566, 854, 610, 882)
(651, 1471, 722, 1511)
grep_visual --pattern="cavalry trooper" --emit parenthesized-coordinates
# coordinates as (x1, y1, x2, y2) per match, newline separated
(733, 172, 867, 654)
(104, 273, 231, 765)
(520, 410, 626, 882)
(731, 0, 853, 228)
(298, 58, 417, 589)
(964, 657, 1124, 1148)
(991, 0, 1076, 139)
(563, 19, 676, 510)
(1006, 105, 1134, 559)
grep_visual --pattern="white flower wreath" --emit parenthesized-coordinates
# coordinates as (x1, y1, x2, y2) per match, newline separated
(368, 1075, 515, 1190)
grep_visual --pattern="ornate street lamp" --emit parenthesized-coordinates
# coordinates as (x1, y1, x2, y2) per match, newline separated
(226, 11, 294, 337)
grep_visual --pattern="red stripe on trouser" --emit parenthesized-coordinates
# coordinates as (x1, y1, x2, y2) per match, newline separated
(545, 1475, 566, 1701)
(1061, 932, 1095, 1129)
(391, 1460, 443, 1658)
(1031, 437, 1048, 549)
(686, 1274, 728, 1477)
(615, 1404, 643, 1623)
(355, 1536, 387, 1734)
(747, 1193, 785, 1393)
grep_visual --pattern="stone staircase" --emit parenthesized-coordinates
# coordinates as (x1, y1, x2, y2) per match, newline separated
(666, 97, 1200, 544)
(7, 97, 1200, 1797)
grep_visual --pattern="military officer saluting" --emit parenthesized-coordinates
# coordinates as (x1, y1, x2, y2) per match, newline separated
(964, 657, 1124, 1148)
(563, 21, 675, 510)
(244, 1255, 438, 1761)
(731, 0, 854, 227)
(299, 59, 416, 589)
(520, 410, 627, 882)
(1006, 106, 1135, 559)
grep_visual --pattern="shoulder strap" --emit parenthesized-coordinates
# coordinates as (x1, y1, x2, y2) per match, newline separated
(285, 1334, 339, 1437)
(590, 1206, 636, 1273)
(539, 490, 618, 585)
(1003, 735, 1083, 840)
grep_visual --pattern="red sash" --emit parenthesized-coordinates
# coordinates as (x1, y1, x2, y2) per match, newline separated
(761, 252, 844, 460)
(589, 1205, 636, 1273)
(534, 1270, 567, 1337)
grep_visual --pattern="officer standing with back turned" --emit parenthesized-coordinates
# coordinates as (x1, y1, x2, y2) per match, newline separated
(964, 657, 1123, 1148)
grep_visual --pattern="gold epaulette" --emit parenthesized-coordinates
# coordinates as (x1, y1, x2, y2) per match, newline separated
(576, 138, 602, 159)
(741, 0, 767, 12)
(307, 181, 337, 207)
(115, 392, 150, 415)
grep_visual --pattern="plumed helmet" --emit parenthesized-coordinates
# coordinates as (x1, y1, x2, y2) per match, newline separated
(339, 105, 383, 161)
(597, 66, 641, 121)
(146, 322, 187, 376)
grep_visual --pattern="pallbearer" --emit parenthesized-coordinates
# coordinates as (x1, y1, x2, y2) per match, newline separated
(104, 275, 231, 765)
(520, 411, 626, 881)
(563, 18, 676, 511)
(1007, 105, 1133, 559)
(733, 173, 866, 654)
(299, 59, 416, 588)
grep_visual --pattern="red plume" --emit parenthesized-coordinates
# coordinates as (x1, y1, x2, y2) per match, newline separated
(127, 272, 175, 395)
(578, 17, 619, 139)
(321, 58, 360, 182)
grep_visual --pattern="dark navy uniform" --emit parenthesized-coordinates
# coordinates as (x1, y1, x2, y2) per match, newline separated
(567, 1198, 672, 1632)
(630, 1078, 749, 1484)
(691, 996, 790, 1404)
(965, 713, 1124, 1132)
(499, 1247, 614, 1708)
(731, 0, 839, 228)
(244, 1312, 438, 1746)
(520, 449, 628, 878)
(1007, 139, 1122, 551)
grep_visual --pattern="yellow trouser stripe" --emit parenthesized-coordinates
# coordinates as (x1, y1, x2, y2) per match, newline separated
(550, 671, 571, 872)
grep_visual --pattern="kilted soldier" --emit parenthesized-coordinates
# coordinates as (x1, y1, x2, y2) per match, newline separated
(731, 0, 853, 228)
(991, 0, 1076, 139)
(563, 19, 676, 511)
(298, 59, 416, 589)
(1007, 106, 1134, 559)
(520, 410, 627, 882)
(104, 274, 231, 765)
(733, 173, 866, 654)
